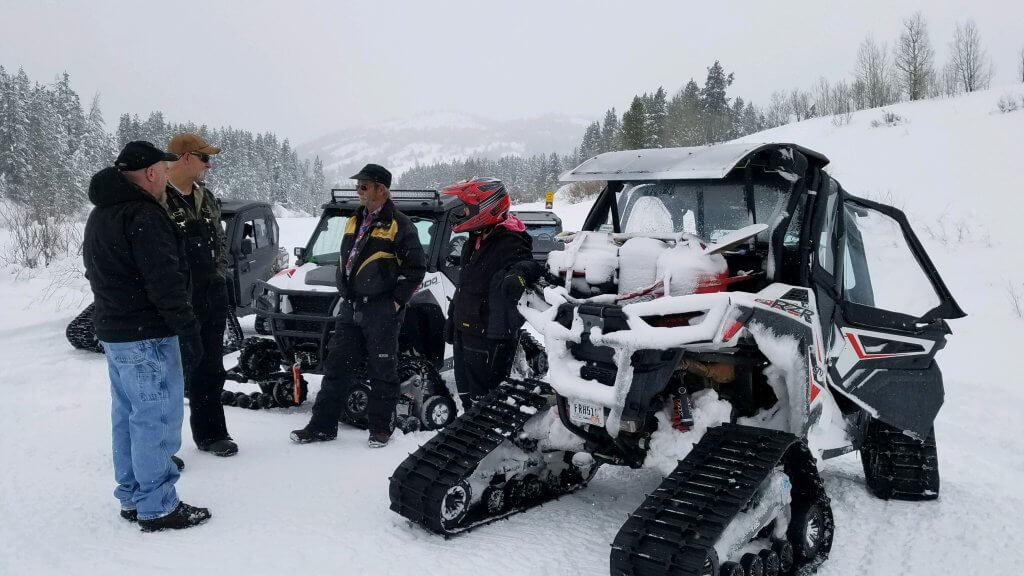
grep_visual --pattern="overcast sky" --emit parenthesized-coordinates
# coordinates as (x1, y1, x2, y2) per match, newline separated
(1, 0, 1021, 144)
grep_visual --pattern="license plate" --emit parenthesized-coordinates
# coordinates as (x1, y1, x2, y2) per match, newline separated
(569, 399, 605, 427)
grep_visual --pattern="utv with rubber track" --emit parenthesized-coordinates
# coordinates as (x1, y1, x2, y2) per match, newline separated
(389, 142, 963, 576)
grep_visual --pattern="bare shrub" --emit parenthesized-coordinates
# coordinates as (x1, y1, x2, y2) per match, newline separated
(563, 181, 604, 204)
(1009, 281, 1024, 319)
(0, 202, 81, 269)
(997, 94, 1020, 114)
(870, 110, 905, 128)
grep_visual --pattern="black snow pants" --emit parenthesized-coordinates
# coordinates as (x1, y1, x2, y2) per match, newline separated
(453, 331, 517, 411)
(181, 277, 230, 445)
(308, 297, 401, 434)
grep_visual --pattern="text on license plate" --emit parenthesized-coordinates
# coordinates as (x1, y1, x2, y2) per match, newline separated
(569, 400, 605, 427)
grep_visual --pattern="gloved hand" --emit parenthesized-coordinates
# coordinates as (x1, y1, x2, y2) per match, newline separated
(500, 271, 527, 301)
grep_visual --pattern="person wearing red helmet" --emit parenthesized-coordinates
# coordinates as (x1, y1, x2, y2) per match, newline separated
(442, 178, 543, 410)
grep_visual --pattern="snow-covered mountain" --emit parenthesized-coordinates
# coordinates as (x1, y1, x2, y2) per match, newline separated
(296, 111, 590, 183)
(2, 85, 1024, 575)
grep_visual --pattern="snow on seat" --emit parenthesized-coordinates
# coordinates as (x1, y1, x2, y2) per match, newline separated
(547, 232, 619, 288)
(618, 237, 668, 294)
(622, 195, 674, 235)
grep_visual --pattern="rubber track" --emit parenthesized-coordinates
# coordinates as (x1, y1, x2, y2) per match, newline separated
(66, 303, 103, 353)
(609, 423, 819, 576)
(389, 378, 553, 535)
(862, 423, 939, 501)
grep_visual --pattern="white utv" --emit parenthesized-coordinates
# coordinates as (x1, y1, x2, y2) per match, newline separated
(389, 143, 964, 576)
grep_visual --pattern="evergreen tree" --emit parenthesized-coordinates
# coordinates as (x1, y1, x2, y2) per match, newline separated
(620, 97, 647, 149)
(579, 121, 602, 160)
(700, 61, 734, 143)
(644, 87, 667, 147)
(600, 108, 620, 152)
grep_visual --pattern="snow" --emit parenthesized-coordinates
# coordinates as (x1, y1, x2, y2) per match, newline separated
(655, 240, 727, 296)
(617, 237, 667, 294)
(4, 87, 1024, 575)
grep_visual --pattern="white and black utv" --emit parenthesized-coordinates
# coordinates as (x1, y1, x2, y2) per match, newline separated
(389, 142, 964, 576)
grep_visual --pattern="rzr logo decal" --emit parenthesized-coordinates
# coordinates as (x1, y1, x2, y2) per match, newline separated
(754, 298, 814, 323)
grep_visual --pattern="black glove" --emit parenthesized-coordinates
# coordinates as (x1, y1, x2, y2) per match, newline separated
(500, 271, 527, 301)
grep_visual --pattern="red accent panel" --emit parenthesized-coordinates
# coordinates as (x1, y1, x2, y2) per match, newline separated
(845, 332, 898, 360)
(810, 382, 821, 403)
(722, 320, 743, 341)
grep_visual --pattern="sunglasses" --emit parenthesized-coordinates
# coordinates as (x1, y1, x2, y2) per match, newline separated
(358, 184, 377, 191)
(189, 152, 211, 163)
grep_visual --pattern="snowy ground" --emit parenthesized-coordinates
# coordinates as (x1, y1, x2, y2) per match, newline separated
(3, 86, 1024, 575)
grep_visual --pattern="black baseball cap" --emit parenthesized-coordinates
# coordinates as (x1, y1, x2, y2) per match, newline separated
(115, 141, 178, 171)
(350, 163, 392, 188)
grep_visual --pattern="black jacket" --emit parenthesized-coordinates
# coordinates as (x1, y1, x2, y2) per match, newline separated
(452, 223, 541, 340)
(165, 182, 229, 283)
(335, 199, 426, 305)
(83, 168, 199, 343)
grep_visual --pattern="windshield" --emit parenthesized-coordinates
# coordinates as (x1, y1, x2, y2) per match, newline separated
(306, 212, 438, 265)
(615, 177, 791, 243)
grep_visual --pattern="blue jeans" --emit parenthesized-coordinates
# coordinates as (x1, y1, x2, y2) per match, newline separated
(102, 337, 184, 520)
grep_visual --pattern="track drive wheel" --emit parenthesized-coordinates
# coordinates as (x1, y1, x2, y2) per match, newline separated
(419, 395, 456, 430)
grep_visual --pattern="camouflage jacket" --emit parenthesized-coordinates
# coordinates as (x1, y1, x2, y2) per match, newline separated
(165, 181, 230, 282)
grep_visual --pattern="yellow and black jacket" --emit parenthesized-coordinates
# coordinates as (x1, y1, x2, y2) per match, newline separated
(335, 199, 426, 306)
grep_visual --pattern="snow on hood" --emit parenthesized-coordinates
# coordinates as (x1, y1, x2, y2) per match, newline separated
(265, 262, 340, 293)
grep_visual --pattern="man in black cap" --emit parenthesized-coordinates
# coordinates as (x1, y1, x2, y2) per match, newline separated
(291, 163, 426, 448)
(84, 141, 211, 531)
(165, 132, 237, 458)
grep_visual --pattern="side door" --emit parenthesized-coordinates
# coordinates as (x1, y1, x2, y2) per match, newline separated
(824, 193, 964, 438)
(250, 208, 279, 281)
(232, 209, 276, 309)
(438, 209, 467, 291)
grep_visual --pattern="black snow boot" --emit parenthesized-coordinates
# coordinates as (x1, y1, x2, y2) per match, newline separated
(290, 426, 337, 444)
(138, 502, 211, 532)
(197, 438, 238, 457)
(120, 509, 138, 522)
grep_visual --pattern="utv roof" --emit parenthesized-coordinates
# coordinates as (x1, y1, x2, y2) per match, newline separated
(325, 188, 463, 212)
(219, 199, 272, 215)
(559, 142, 829, 182)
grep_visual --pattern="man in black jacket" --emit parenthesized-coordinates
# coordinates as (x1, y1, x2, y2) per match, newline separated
(291, 163, 426, 448)
(165, 133, 236, 457)
(442, 178, 543, 410)
(84, 141, 210, 531)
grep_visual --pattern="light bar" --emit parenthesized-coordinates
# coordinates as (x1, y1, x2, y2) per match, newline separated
(330, 188, 441, 203)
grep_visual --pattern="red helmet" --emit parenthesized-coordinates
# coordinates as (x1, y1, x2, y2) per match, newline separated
(442, 177, 510, 233)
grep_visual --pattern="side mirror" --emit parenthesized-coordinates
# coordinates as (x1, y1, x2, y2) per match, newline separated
(241, 238, 253, 255)
(294, 247, 306, 260)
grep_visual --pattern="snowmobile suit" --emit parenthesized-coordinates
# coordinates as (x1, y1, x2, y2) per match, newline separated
(449, 215, 542, 408)
(306, 199, 426, 434)
(166, 182, 232, 448)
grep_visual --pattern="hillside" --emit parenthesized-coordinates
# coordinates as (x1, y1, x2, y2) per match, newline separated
(297, 111, 589, 183)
